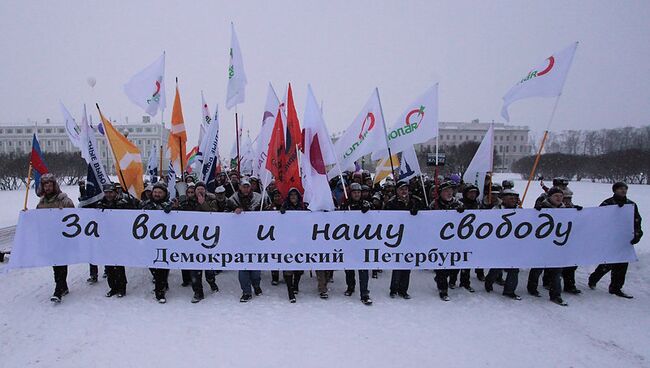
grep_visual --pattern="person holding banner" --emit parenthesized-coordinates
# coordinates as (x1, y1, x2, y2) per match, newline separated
(96, 183, 130, 298)
(140, 182, 173, 304)
(36, 174, 75, 303)
(588, 182, 643, 299)
(527, 187, 568, 306)
(484, 189, 521, 300)
(279, 188, 308, 303)
(341, 183, 373, 305)
(388, 181, 425, 300)
(227, 178, 264, 302)
(430, 181, 464, 302)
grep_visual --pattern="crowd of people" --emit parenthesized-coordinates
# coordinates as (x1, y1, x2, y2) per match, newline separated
(35, 169, 643, 307)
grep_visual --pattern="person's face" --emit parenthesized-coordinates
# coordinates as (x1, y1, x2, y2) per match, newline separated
(615, 187, 627, 197)
(289, 192, 299, 204)
(396, 186, 409, 199)
(441, 188, 454, 201)
(267, 183, 276, 191)
(230, 175, 240, 184)
(195, 186, 206, 197)
(364, 178, 373, 187)
(186, 187, 196, 199)
(273, 193, 282, 204)
(43, 181, 55, 195)
(361, 190, 370, 199)
(152, 188, 165, 201)
(502, 195, 518, 208)
(104, 190, 117, 202)
(239, 184, 251, 195)
(351, 190, 362, 201)
(465, 190, 478, 201)
(144, 190, 152, 200)
(216, 192, 226, 201)
(549, 193, 564, 206)
(562, 196, 572, 206)
(353, 175, 363, 184)
(251, 181, 260, 191)
(384, 186, 395, 195)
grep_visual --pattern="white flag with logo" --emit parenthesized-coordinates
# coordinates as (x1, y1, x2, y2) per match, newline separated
(254, 83, 282, 182)
(372, 83, 439, 160)
(463, 124, 494, 200)
(197, 91, 212, 158)
(59, 101, 81, 149)
(501, 42, 578, 122)
(79, 104, 110, 188)
(398, 146, 422, 182)
(303, 85, 336, 211)
(200, 106, 221, 183)
(226, 23, 247, 110)
(123, 52, 167, 117)
(327, 89, 387, 179)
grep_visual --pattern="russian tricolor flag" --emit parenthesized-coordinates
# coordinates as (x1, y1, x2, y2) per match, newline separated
(30, 134, 48, 190)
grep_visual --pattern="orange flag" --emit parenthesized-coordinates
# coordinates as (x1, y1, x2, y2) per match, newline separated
(265, 108, 303, 199)
(168, 84, 188, 175)
(98, 106, 144, 199)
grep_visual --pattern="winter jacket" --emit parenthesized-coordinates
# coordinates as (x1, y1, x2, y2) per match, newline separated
(386, 195, 425, 212)
(227, 191, 263, 212)
(431, 197, 463, 211)
(601, 195, 643, 243)
(36, 178, 74, 209)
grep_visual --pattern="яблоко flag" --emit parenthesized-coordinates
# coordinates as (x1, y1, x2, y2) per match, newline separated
(501, 42, 578, 122)
(123, 52, 166, 117)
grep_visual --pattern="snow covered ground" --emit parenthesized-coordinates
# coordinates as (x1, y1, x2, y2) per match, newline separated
(1, 174, 649, 368)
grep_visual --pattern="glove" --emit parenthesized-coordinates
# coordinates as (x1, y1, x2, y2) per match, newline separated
(164, 206, 172, 214)
(409, 208, 418, 216)
(574, 205, 583, 211)
(456, 208, 465, 213)
(361, 206, 370, 213)
(280, 208, 286, 214)
(631, 234, 641, 245)
(535, 206, 542, 211)
(618, 203, 624, 208)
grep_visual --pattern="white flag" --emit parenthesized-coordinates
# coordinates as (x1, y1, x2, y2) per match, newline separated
(197, 91, 212, 155)
(240, 132, 254, 176)
(327, 89, 387, 179)
(59, 101, 81, 149)
(463, 124, 495, 200)
(79, 104, 110, 187)
(123, 52, 167, 117)
(226, 23, 247, 110)
(302, 85, 336, 211)
(372, 83, 439, 160)
(200, 106, 221, 183)
(147, 145, 159, 178)
(398, 146, 422, 182)
(501, 42, 578, 122)
(253, 83, 282, 182)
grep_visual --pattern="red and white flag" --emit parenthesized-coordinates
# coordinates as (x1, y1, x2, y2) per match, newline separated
(501, 42, 578, 122)
(302, 85, 336, 211)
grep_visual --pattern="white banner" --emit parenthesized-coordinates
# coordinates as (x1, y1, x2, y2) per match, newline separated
(8, 206, 637, 271)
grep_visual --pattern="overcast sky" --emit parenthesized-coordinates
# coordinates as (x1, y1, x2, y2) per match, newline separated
(1, 1, 649, 151)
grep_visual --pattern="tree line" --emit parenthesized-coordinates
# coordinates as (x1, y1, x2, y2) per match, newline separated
(512, 149, 650, 184)
(0, 152, 86, 190)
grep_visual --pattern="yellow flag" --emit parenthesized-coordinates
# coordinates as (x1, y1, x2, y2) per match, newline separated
(373, 154, 400, 184)
(99, 108, 144, 199)
(168, 85, 187, 174)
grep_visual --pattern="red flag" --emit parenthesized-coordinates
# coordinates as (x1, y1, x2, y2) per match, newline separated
(265, 108, 303, 199)
(286, 83, 303, 153)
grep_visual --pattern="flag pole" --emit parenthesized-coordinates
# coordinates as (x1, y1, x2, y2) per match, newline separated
(259, 171, 271, 211)
(433, 135, 440, 209)
(419, 170, 429, 207)
(519, 95, 561, 207)
(160, 108, 164, 181)
(375, 88, 396, 179)
(23, 163, 33, 211)
(235, 106, 241, 174)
